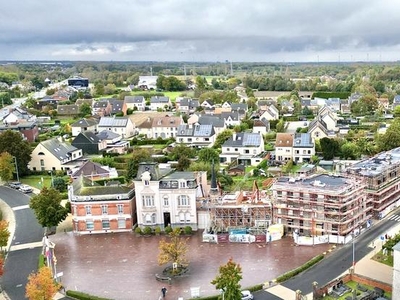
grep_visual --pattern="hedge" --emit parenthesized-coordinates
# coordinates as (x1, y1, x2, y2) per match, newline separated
(312, 92, 351, 99)
(276, 254, 324, 283)
(66, 290, 112, 300)
(188, 285, 264, 300)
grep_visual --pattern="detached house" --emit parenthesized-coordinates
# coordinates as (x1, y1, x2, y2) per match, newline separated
(292, 133, 315, 163)
(69, 160, 118, 180)
(97, 116, 135, 138)
(151, 116, 183, 139)
(275, 133, 294, 162)
(176, 124, 216, 148)
(92, 99, 112, 117)
(259, 104, 280, 121)
(123, 96, 146, 113)
(109, 99, 124, 115)
(57, 104, 79, 117)
(150, 96, 171, 111)
(71, 118, 98, 137)
(220, 132, 265, 165)
(176, 97, 200, 114)
(71, 131, 107, 155)
(29, 138, 83, 171)
(69, 177, 135, 234)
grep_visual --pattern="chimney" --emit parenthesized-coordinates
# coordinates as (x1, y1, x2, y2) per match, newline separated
(232, 133, 237, 141)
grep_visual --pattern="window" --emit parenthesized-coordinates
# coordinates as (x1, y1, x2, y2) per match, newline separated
(86, 220, 94, 230)
(179, 212, 185, 222)
(85, 205, 92, 215)
(40, 159, 44, 166)
(117, 204, 124, 214)
(186, 212, 191, 222)
(118, 219, 125, 229)
(178, 195, 189, 206)
(142, 195, 155, 207)
(152, 213, 156, 224)
(102, 219, 110, 229)
(101, 205, 108, 215)
(163, 195, 169, 206)
(245, 150, 249, 154)
(144, 180, 149, 186)
(235, 148, 238, 152)
(179, 181, 186, 188)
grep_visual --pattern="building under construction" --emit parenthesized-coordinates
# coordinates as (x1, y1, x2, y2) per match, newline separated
(346, 147, 400, 219)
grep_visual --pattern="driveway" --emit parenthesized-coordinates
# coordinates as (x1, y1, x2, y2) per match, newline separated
(50, 231, 331, 300)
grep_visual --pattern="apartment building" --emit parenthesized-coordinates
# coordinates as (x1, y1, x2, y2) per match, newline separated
(272, 174, 368, 237)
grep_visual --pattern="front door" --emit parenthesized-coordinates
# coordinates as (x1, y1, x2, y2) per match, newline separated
(163, 212, 171, 228)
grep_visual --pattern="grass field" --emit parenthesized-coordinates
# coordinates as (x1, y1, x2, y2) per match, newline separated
(20, 176, 52, 189)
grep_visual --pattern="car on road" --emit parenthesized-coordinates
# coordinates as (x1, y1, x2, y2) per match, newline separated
(19, 185, 33, 193)
(8, 182, 22, 189)
(241, 290, 254, 300)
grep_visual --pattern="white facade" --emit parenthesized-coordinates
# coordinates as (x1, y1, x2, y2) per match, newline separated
(394, 242, 400, 300)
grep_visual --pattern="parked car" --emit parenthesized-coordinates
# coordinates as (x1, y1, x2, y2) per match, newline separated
(19, 184, 33, 193)
(9, 182, 22, 189)
(241, 290, 254, 300)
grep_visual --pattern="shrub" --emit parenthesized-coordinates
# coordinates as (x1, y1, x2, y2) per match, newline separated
(276, 254, 324, 283)
(143, 226, 153, 235)
(184, 226, 193, 235)
(165, 226, 173, 234)
(154, 226, 161, 235)
(134, 227, 142, 235)
(66, 290, 112, 300)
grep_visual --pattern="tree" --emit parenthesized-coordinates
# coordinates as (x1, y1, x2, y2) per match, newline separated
(340, 142, 359, 160)
(0, 152, 14, 182)
(79, 102, 92, 117)
(377, 119, 400, 151)
(320, 137, 340, 160)
(0, 130, 32, 176)
(213, 129, 233, 149)
(25, 267, 60, 300)
(176, 156, 191, 171)
(276, 118, 286, 133)
(52, 177, 66, 192)
(0, 220, 10, 252)
(29, 187, 68, 229)
(158, 228, 188, 271)
(198, 148, 219, 163)
(126, 147, 153, 180)
(211, 258, 243, 300)
(168, 144, 196, 161)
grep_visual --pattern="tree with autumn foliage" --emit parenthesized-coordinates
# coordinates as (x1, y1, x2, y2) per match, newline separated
(0, 152, 15, 183)
(211, 258, 243, 300)
(25, 267, 60, 300)
(0, 220, 10, 252)
(158, 228, 189, 271)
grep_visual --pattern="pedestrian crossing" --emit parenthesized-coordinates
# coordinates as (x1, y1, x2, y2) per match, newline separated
(388, 214, 400, 221)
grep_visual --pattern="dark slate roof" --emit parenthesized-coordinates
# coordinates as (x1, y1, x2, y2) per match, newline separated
(177, 124, 214, 137)
(41, 138, 78, 161)
(124, 95, 145, 103)
(70, 161, 110, 178)
(109, 99, 124, 114)
(57, 104, 79, 115)
(223, 132, 261, 147)
(180, 98, 200, 108)
(231, 103, 248, 111)
(221, 112, 240, 121)
(96, 130, 120, 140)
(71, 118, 98, 128)
(150, 96, 170, 103)
(394, 95, 400, 103)
(93, 99, 110, 108)
(198, 115, 225, 128)
(78, 131, 101, 144)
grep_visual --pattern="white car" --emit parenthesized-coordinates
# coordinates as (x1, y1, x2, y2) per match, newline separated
(19, 184, 33, 193)
(241, 290, 254, 300)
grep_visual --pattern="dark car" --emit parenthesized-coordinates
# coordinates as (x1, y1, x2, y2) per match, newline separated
(9, 182, 22, 189)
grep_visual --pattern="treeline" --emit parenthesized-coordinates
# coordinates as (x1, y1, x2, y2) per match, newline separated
(312, 92, 351, 99)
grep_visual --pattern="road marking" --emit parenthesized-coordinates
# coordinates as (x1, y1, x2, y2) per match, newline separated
(9, 241, 43, 252)
(393, 215, 400, 221)
(13, 205, 30, 211)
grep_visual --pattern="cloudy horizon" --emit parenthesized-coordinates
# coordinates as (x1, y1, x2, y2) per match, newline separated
(2, 0, 400, 62)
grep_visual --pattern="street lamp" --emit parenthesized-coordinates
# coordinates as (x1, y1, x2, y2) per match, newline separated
(13, 156, 19, 182)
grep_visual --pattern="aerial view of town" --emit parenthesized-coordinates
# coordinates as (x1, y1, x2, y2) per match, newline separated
(1, 1, 400, 300)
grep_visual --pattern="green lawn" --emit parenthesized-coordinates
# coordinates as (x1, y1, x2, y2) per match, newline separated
(372, 249, 394, 267)
(322, 281, 391, 300)
(20, 175, 52, 189)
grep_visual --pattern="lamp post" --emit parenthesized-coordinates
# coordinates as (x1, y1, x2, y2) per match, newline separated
(13, 156, 19, 182)
(48, 170, 54, 188)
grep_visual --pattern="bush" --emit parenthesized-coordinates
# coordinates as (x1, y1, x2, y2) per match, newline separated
(66, 290, 112, 300)
(154, 226, 161, 235)
(134, 227, 142, 235)
(276, 254, 324, 283)
(165, 226, 173, 234)
(65, 201, 71, 213)
(143, 226, 153, 235)
(184, 226, 193, 235)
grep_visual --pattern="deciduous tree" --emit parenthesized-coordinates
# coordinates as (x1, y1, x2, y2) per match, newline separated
(158, 228, 188, 270)
(198, 148, 219, 164)
(0, 130, 32, 176)
(29, 187, 68, 229)
(0, 220, 10, 252)
(25, 267, 60, 300)
(0, 152, 14, 182)
(213, 129, 233, 149)
(377, 118, 400, 151)
(211, 258, 243, 300)
(126, 147, 153, 179)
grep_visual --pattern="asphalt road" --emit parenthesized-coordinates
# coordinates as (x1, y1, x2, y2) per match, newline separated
(1, 186, 44, 300)
(252, 209, 400, 299)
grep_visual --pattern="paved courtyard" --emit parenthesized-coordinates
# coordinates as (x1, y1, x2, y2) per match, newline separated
(50, 231, 331, 300)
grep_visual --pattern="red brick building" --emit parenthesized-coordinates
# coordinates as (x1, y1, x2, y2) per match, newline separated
(69, 176, 136, 234)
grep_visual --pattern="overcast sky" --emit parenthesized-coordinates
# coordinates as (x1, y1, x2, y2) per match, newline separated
(1, 0, 400, 62)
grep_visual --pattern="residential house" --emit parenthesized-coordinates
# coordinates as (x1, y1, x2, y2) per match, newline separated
(150, 96, 171, 111)
(2, 107, 36, 124)
(259, 104, 280, 121)
(76, 99, 94, 108)
(96, 130, 129, 154)
(138, 76, 158, 90)
(29, 138, 83, 171)
(308, 105, 338, 141)
(97, 116, 135, 138)
(377, 97, 390, 111)
(275, 133, 294, 162)
(220, 112, 241, 127)
(151, 116, 183, 139)
(69, 177, 135, 234)
(176, 97, 200, 114)
(57, 104, 79, 117)
(0, 123, 39, 142)
(292, 133, 315, 163)
(220, 132, 265, 165)
(252, 118, 270, 135)
(176, 124, 216, 148)
(123, 96, 146, 113)
(272, 174, 367, 237)
(393, 95, 400, 109)
(71, 131, 107, 155)
(256, 99, 276, 111)
(71, 118, 98, 137)
(325, 98, 341, 112)
(197, 115, 226, 136)
(200, 99, 215, 110)
(227, 164, 245, 176)
(109, 99, 124, 115)
(348, 92, 362, 105)
(92, 99, 112, 117)
(134, 162, 207, 230)
(136, 117, 153, 138)
(69, 160, 118, 180)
